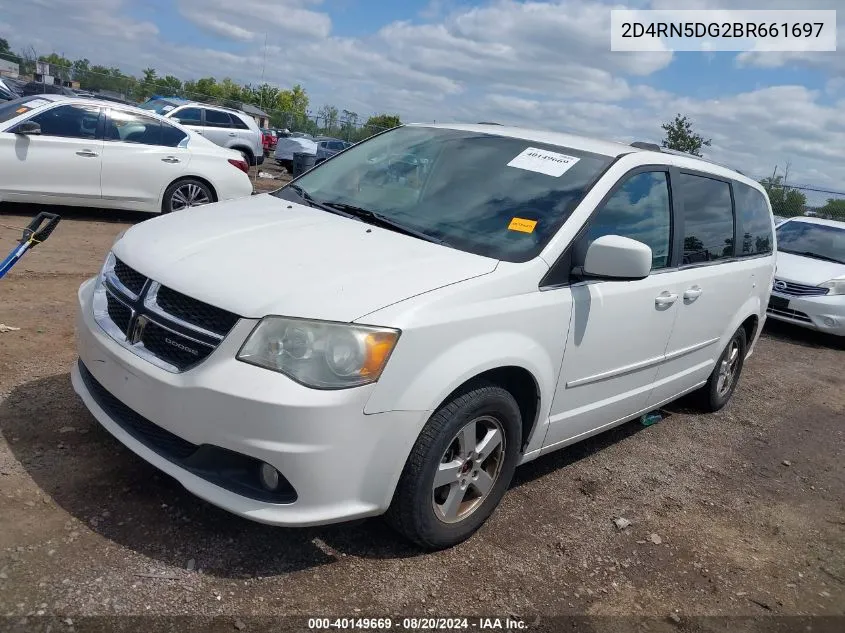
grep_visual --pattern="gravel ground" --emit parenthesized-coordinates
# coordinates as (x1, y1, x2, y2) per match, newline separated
(0, 200, 843, 632)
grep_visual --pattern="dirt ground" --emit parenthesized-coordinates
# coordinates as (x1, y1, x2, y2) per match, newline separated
(0, 193, 843, 631)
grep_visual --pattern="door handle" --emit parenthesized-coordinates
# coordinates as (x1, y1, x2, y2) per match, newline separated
(76, 150, 98, 157)
(683, 286, 703, 301)
(655, 292, 679, 308)
(228, 132, 237, 137)
(161, 156, 181, 163)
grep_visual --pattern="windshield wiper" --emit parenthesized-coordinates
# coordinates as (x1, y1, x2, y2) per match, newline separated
(779, 249, 845, 265)
(285, 184, 357, 218)
(321, 202, 446, 246)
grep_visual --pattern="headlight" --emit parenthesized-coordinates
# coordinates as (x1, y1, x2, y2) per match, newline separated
(237, 317, 400, 389)
(819, 278, 845, 296)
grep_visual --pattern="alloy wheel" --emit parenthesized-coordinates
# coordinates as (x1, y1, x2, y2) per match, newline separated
(171, 183, 211, 211)
(716, 337, 741, 397)
(432, 415, 506, 524)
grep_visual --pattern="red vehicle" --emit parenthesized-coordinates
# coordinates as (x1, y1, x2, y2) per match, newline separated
(261, 128, 279, 155)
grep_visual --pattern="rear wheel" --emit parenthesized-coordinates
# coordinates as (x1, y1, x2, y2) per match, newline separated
(162, 178, 214, 213)
(696, 327, 747, 412)
(386, 385, 521, 550)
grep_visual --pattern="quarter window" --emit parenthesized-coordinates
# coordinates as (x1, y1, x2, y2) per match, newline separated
(734, 182, 773, 256)
(680, 173, 735, 264)
(230, 115, 249, 130)
(584, 171, 672, 270)
(27, 104, 100, 139)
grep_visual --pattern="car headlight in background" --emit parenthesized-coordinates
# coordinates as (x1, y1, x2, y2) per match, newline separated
(237, 317, 400, 389)
(819, 278, 845, 296)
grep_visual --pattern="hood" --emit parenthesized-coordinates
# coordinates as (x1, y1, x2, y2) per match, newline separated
(113, 194, 498, 322)
(775, 250, 845, 286)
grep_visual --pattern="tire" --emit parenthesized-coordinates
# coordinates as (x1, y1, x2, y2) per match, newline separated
(695, 327, 747, 412)
(385, 384, 522, 550)
(237, 149, 253, 166)
(161, 178, 214, 214)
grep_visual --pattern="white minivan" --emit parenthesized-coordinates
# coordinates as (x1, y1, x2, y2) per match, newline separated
(72, 124, 776, 549)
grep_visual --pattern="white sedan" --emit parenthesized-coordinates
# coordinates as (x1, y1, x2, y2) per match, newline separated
(767, 217, 845, 336)
(0, 95, 253, 214)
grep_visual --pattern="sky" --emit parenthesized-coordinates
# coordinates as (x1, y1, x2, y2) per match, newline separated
(1, 0, 844, 202)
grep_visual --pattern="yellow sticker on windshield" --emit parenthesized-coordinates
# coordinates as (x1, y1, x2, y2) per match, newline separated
(15, 107, 28, 114)
(508, 217, 537, 233)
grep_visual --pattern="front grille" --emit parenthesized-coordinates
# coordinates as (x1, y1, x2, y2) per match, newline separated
(113, 258, 148, 296)
(95, 258, 241, 373)
(106, 295, 132, 335)
(140, 321, 214, 369)
(773, 278, 829, 297)
(79, 360, 197, 459)
(156, 286, 239, 336)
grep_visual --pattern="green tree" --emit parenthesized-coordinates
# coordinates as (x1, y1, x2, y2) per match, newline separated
(0, 38, 9, 54)
(760, 166, 806, 217)
(155, 75, 182, 97)
(218, 77, 244, 107)
(39, 53, 72, 81)
(817, 198, 845, 221)
(276, 84, 310, 130)
(660, 113, 711, 157)
(191, 77, 220, 102)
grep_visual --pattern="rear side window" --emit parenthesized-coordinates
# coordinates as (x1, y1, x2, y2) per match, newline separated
(204, 109, 233, 128)
(734, 182, 773, 256)
(230, 114, 249, 130)
(161, 122, 188, 147)
(680, 174, 735, 264)
(584, 171, 672, 270)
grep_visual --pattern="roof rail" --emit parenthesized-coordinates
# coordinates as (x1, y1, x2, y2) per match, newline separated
(629, 141, 745, 176)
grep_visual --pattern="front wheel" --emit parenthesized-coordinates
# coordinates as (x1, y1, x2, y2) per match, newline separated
(696, 327, 747, 412)
(386, 385, 522, 550)
(162, 179, 214, 213)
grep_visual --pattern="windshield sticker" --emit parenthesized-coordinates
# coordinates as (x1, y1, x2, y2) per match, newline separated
(161, 105, 175, 112)
(507, 147, 581, 177)
(508, 217, 538, 233)
(24, 99, 49, 109)
(15, 107, 29, 114)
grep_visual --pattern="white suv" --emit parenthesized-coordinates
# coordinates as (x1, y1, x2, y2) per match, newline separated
(72, 124, 776, 549)
(139, 98, 263, 167)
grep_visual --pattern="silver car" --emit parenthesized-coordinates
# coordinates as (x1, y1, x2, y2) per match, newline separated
(140, 98, 264, 167)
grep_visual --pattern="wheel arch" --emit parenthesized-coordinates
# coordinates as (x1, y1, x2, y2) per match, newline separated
(159, 176, 218, 213)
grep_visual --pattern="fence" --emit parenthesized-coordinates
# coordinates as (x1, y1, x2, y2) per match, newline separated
(767, 183, 845, 221)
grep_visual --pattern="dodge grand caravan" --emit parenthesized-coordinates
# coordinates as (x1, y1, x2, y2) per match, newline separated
(73, 124, 776, 549)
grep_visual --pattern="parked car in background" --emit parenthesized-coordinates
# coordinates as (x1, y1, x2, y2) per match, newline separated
(0, 95, 253, 213)
(773, 214, 787, 226)
(0, 77, 23, 101)
(274, 134, 317, 172)
(314, 136, 352, 164)
(261, 128, 279, 155)
(767, 217, 845, 336)
(21, 81, 78, 97)
(139, 98, 264, 167)
(72, 123, 775, 550)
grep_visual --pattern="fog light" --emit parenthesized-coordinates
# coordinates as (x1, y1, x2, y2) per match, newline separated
(823, 317, 836, 327)
(259, 462, 280, 491)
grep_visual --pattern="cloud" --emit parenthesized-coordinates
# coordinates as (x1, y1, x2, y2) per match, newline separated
(1, 0, 844, 196)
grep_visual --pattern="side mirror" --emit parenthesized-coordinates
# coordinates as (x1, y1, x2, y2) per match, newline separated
(14, 121, 41, 135)
(579, 235, 652, 281)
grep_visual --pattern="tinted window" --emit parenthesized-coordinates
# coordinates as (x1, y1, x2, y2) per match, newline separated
(204, 109, 233, 128)
(160, 122, 188, 147)
(734, 182, 773, 256)
(173, 107, 202, 126)
(0, 97, 58, 124)
(28, 104, 100, 139)
(230, 114, 249, 130)
(107, 109, 162, 145)
(776, 221, 845, 264)
(277, 126, 614, 262)
(680, 174, 735, 264)
(585, 171, 672, 270)
(138, 99, 180, 115)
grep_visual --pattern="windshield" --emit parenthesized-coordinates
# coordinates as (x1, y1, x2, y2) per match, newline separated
(776, 220, 845, 264)
(138, 99, 180, 115)
(0, 97, 54, 124)
(273, 126, 613, 262)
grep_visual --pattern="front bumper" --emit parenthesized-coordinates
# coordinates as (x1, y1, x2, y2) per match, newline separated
(72, 277, 427, 526)
(766, 290, 845, 336)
